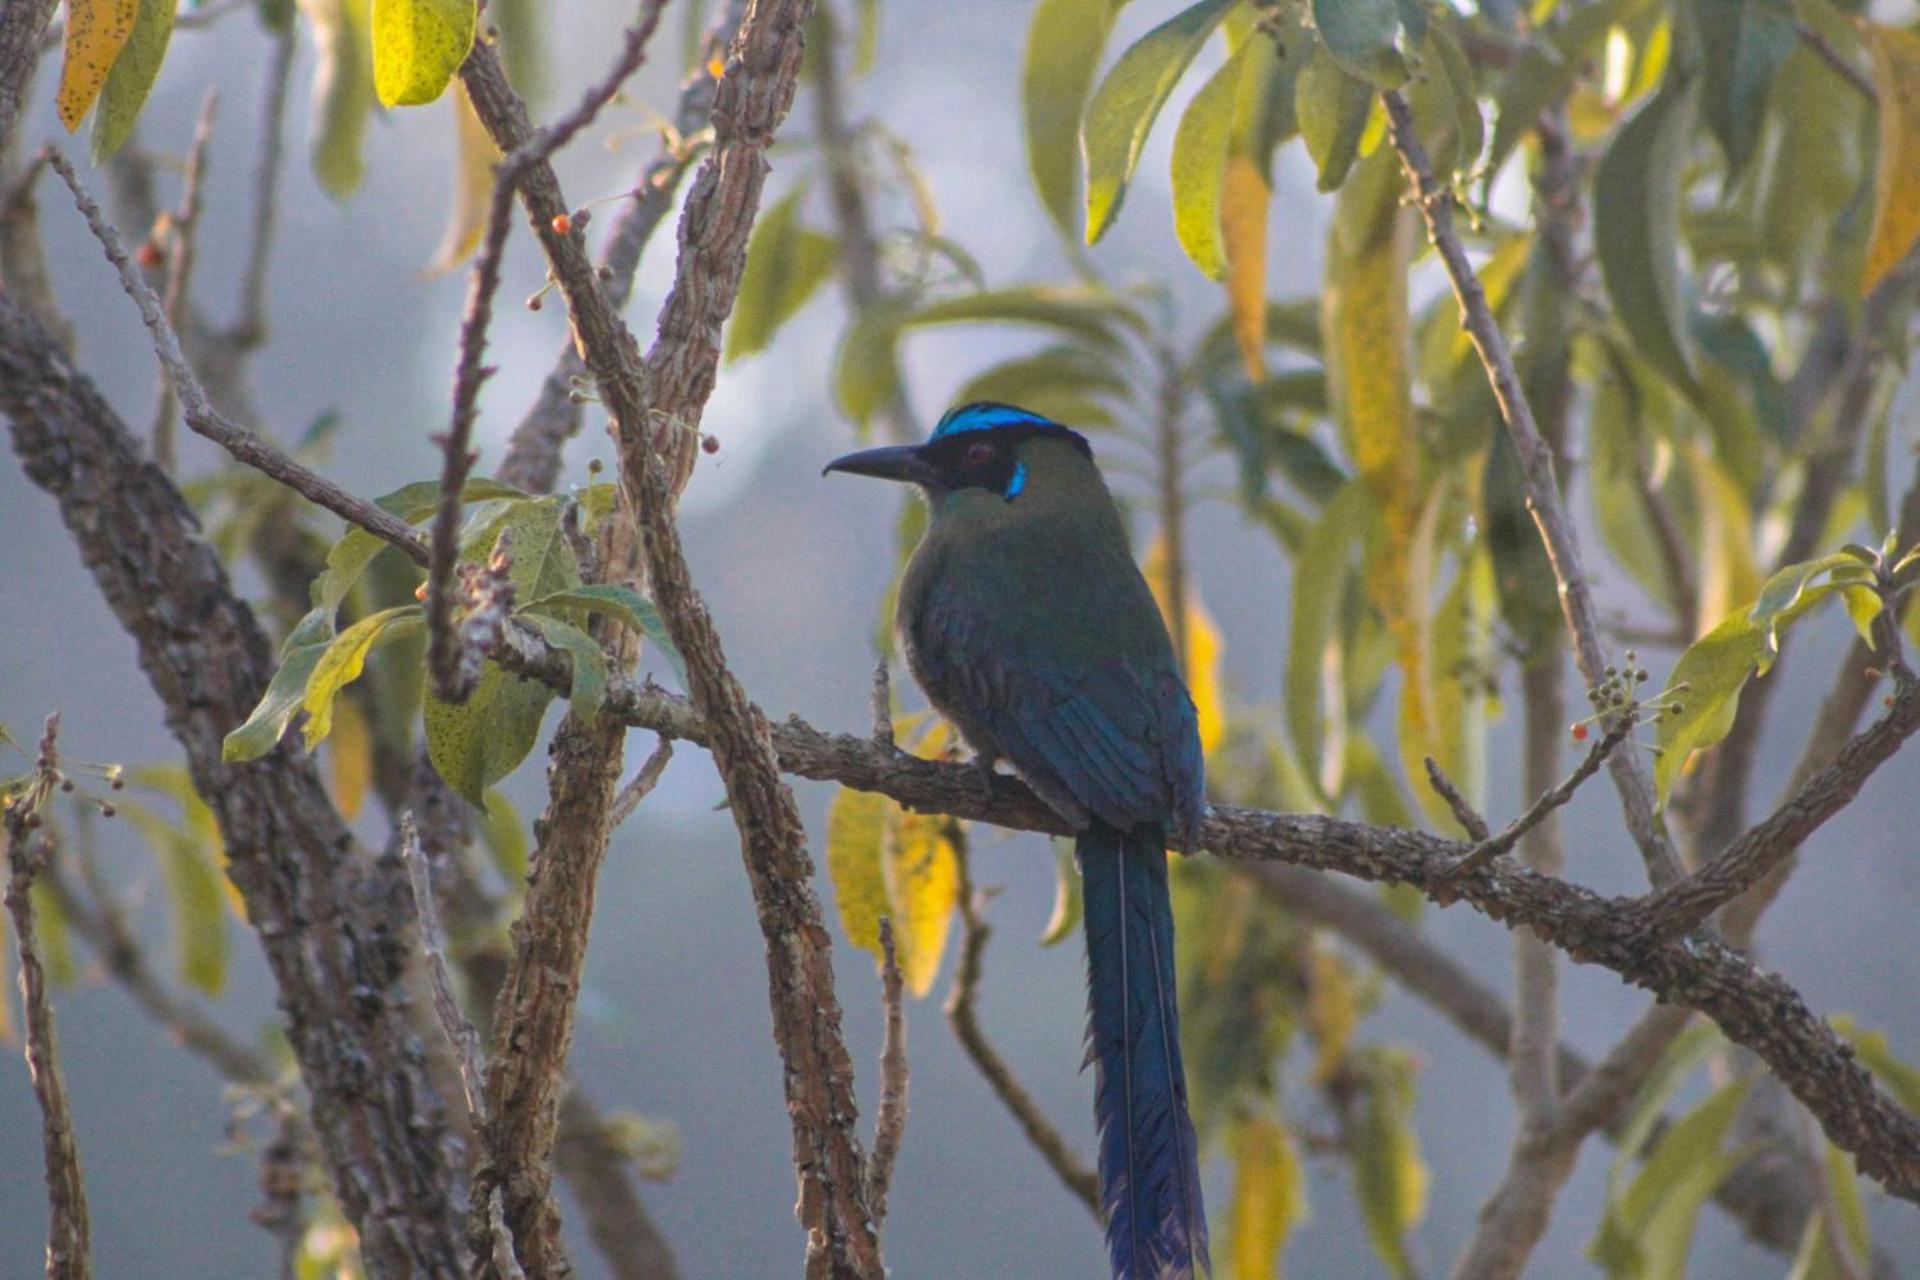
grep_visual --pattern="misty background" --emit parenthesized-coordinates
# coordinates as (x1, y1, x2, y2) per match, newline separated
(3, 0, 1917, 1275)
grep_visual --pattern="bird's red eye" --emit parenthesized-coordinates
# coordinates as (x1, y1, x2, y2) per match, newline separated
(966, 440, 996, 466)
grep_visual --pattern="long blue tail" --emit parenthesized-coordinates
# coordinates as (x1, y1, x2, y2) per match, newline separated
(1081, 820, 1208, 1279)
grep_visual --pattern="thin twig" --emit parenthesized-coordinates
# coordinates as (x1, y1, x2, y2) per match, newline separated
(3, 715, 93, 1280)
(1423, 756, 1490, 841)
(1448, 711, 1636, 880)
(866, 917, 909, 1229)
(608, 736, 674, 829)
(1380, 88, 1684, 890)
(151, 90, 217, 472)
(402, 814, 489, 1126)
(1798, 20, 1878, 103)
(944, 832, 1100, 1214)
(43, 148, 429, 561)
(230, 27, 294, 350)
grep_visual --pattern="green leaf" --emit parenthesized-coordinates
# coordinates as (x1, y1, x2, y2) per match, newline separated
(519, 614, 608, 722)
(1082, 0, 1239, 243)
(492, 0, 545, 102)
(1485, 0, 1654, 181)
(425, 663, 553, 806)
(223, 610, 337, 761)
(89, 0, 176, 162)
(1594, 73, 1699, 394)
(301, 605, 424, 748)
(1023, 0, 1129, 240)
(521, 583, 686, 688)
(480, 788, 528, 885)
(122, 801, 230, 995)
(910, 284, 1147, 350)
(726, 186, 841, 362)
(1693, 0, 1795, 176)
(1592, 1078, 1754, 1280)
(1287, 482, 1372, 802)
(370, 0, 475, 107)
(1311, 0, 1406, 87)
(833, 304, 906, 431)
(1296, 46, 1373, 192)
(1352, 1047, 1428, 1279)
(1040, 838, 1083, 946)
(1170, 43, 1249, 279)
(955, 345, 1132, 429)
(304, 0, 376, 198)
(311, 474, 525, 618)
(461, 493, 580, 601)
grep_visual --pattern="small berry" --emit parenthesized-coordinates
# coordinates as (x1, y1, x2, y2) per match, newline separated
(109, 777, 124, 791)
(707, 55, 726, 79)
(1885, 695, 1896, 709)
(100, 804, 116, 818)
(588, 457, 604, 475)
(701, 434, 720, 455)
(551, 212, 573, 236)
(414, 582, 430, 601)
(1571, 722, 1589, 742)
(135, 239, 164, 270)
(60, 778, 74, 793)
(527, 294, 544, 311)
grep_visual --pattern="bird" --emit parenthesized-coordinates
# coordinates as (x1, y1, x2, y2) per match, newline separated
(826, 401, 1209, 1279)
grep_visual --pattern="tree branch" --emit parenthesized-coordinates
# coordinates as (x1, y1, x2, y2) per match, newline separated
(865, 918, 909, 1231)
(944, 835, 1100, 1214)
(1379, 88, 1684, 890)
(4, 715, 93, 1280)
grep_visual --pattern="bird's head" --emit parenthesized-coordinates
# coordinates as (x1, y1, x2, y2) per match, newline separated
(823, 402, 1093, 506)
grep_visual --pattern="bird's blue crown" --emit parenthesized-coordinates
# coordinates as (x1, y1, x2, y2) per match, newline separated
(929, 401, 1091, 457)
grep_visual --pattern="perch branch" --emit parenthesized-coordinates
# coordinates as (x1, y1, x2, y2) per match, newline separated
(866, 918, 909, 1230)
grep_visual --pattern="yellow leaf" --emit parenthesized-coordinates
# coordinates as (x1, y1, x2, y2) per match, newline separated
(1306, 942, 1358, 1084)
(425, 80, 500, 275)
(371, 0, 475, 108)
(825, 787, 888, 955)
(885, 808, 959, 998)
(1864, 24, 1920, 294)
(1221, 152, 1269, 379)
(326, 696, 373, 820)
(1689, 445, 1761, 639)
(56, 0, 140, 130)
(1143, 533, 1227, 756)
(1228, 1114, 1307, 1280)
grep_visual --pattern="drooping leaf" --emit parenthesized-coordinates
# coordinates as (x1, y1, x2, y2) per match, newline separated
(223, 610, 337, 762)
(1287, 483, 1372, 798)
(519, 614, 609, 721)
(833, 304, 906, 432)
(1023, 0, 1129, 240)
(885, 807, 960, 997)
(1142, 532, 1227, 756)
(1311, 0, 1406, 87)
(371, 0, 476, 107)
(56, 0, 140, 131)
(1352, 1047, 1428, 1279)
(425, 81, 501, 275)
(424, 663, 553, 806)
(89, 0, 176, 162)
(911, 285, 1147, 350)
(1082, 0, 1239, 243)
(1296, 46, 1373, 191)
(1592, 1078, 1754, 1280)
(492, 0, 545, 102)
(326, 696, 374, 819)
(727, 185, 841, 361)
(519, 583, 686, 687)
(1040, 838, 1083, 946)
(1226, 1114, 1307, 1279)
(825, 786, 889, 955)
(30, 880, 77, 989)
(1306, 942, 1359, 1083)
(122, 801, 230, 995)
(1170, 44, 1248, 279)
(1863, 23, 1920, 294)
(302, 0, 376, 199)
(955, 344, 1132, 428)
(481, 788, 529, 884)
(302, 606, 424, 748)
(1594, 73, 1699, 393)
(1693, 0, 1795, 176)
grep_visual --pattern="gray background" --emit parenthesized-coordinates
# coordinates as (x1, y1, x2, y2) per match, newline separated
(3, 1, 1917, 1275)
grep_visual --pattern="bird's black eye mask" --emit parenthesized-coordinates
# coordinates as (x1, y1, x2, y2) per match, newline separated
(923, 431, 1027, 500)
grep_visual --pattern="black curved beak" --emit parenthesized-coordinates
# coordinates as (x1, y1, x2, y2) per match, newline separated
(822, 444, 939, 487)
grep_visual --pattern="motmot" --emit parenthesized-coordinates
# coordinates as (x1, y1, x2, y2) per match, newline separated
(827, 401, 1209, 1280)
